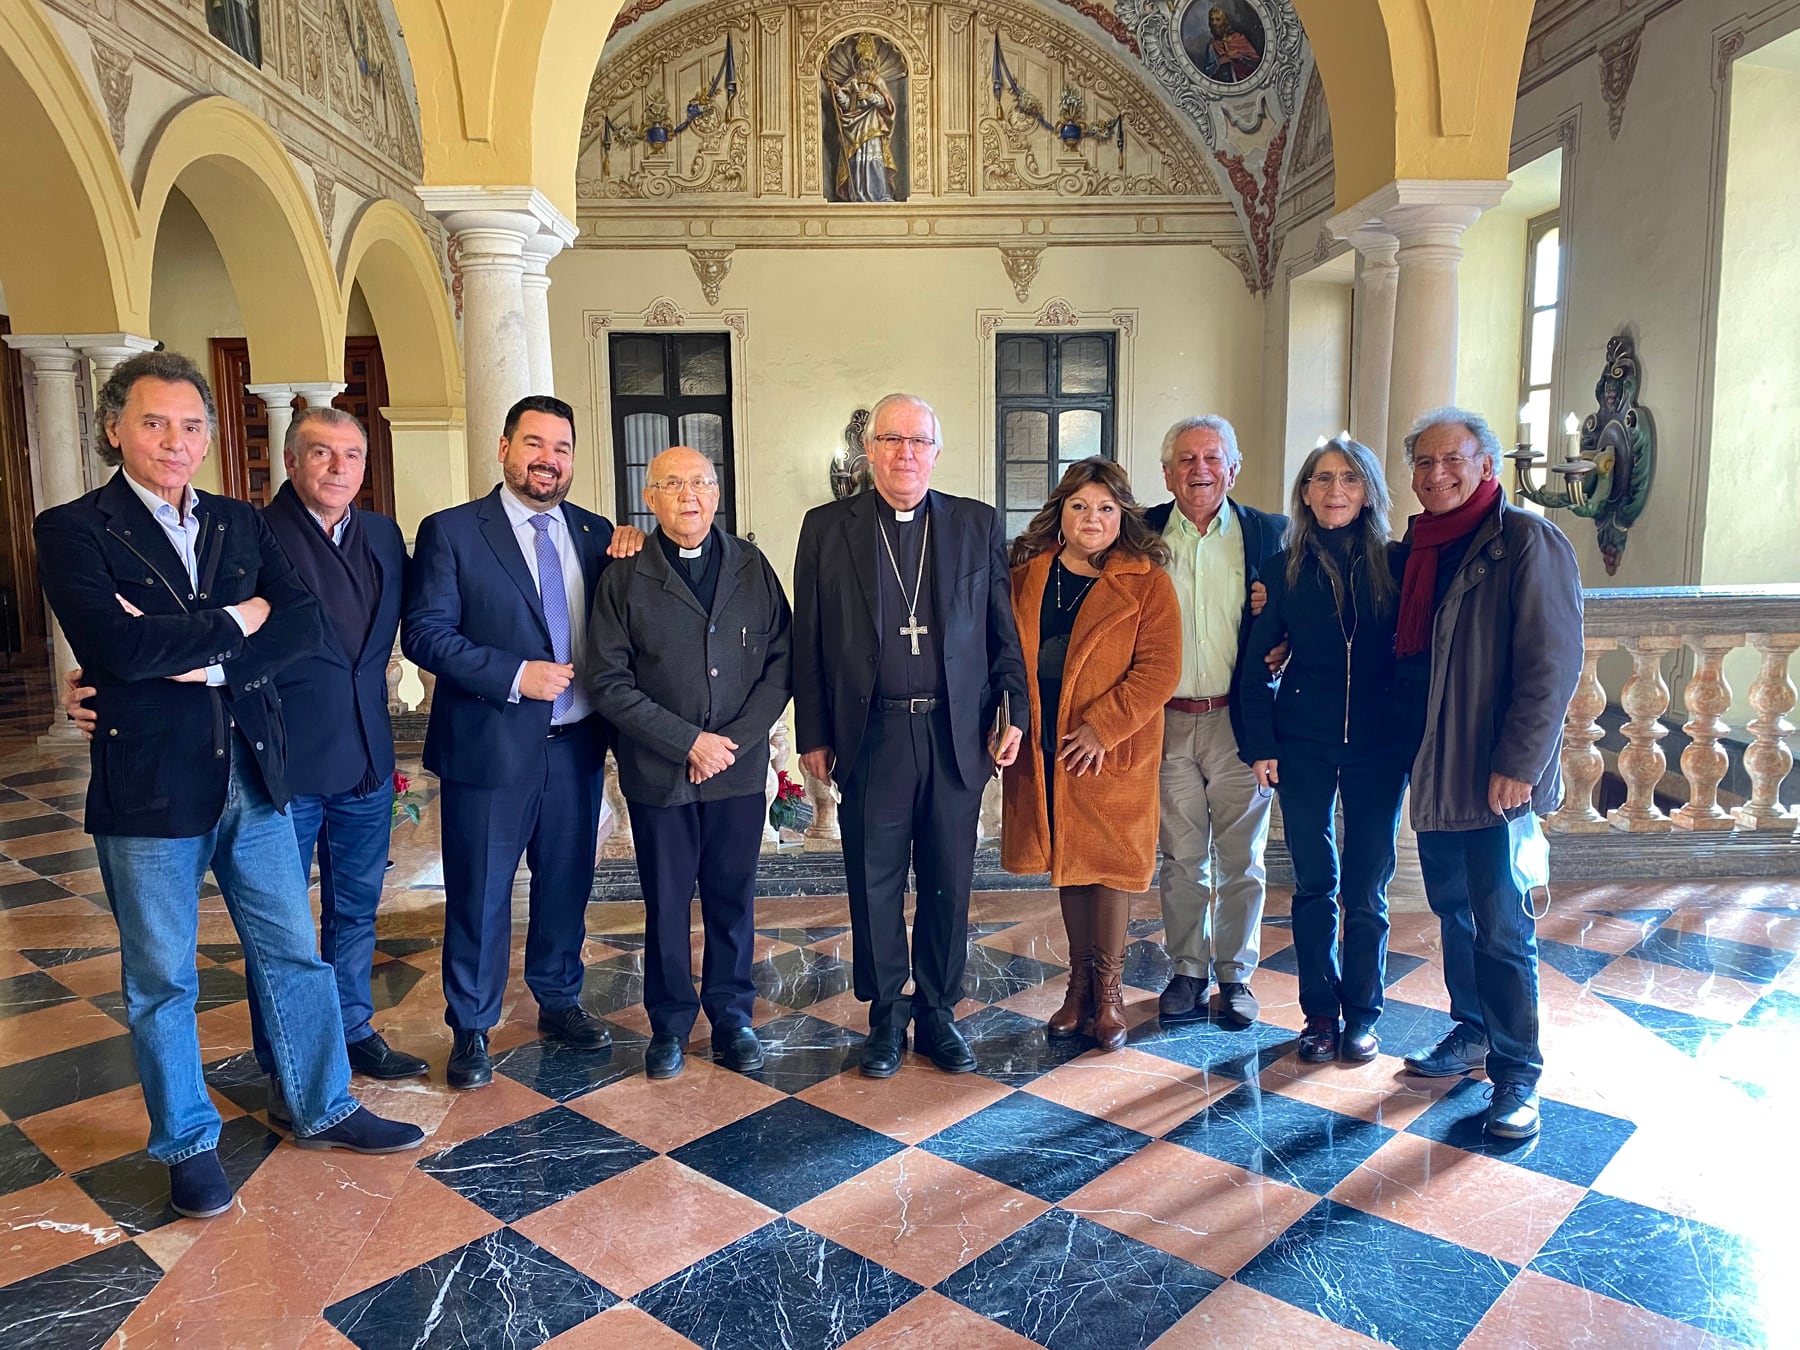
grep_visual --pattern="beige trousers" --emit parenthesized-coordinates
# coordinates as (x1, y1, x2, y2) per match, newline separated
(1157, 706, 1273, 984)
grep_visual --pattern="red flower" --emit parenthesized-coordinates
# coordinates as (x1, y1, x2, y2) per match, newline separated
(393, 771, 411, 795)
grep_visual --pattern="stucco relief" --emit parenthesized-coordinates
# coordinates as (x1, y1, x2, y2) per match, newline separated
(90, 35, 134, 153)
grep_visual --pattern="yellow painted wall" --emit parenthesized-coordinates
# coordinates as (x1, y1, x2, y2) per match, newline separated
(1454, 205, 1529, 445)
(146, 188, 241, 497)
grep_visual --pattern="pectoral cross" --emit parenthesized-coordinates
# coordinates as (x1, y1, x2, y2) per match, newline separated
(899, 613, 928, 656)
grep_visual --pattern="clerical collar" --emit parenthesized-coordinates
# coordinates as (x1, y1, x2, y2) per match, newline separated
(876, 494, 927, 524)
(678, 544, 704, 559)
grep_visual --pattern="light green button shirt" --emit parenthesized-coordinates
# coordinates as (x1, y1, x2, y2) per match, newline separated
(1162, 502, 1245, 699)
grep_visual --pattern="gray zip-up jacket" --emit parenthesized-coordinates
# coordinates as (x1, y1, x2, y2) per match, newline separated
(1405, 499, 1583, 833)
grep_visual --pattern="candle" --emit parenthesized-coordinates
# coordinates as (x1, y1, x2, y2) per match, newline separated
(1564, 412, 1581, 460)
(1518, 405, 1532, 449)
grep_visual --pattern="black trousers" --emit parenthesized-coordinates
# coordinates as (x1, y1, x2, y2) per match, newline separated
(627, 792, 763, 1040)
(839, 708, 985, 1032)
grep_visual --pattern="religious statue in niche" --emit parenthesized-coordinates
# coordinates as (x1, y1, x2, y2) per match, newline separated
(207, 0, 262, 68)
(1180, 0, 1265, 86)
(822, 33, 908, 203)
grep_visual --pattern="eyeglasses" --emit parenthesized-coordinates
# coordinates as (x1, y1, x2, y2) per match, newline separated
(648, 476, 719, 495)
(1306, 471, 1363, 488)
(1411, 455, 1475, 474)
(870, 434, 939, 451)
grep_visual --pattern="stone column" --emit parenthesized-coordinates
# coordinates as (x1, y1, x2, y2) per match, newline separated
(520, 232, 564, 396)
(290, 384, 349, 491)
(1345, 230, 1399, 459)
(79, 336, 157, 491)
(5, 340, 88, 744)
(245, 384, 298, 491)
(433, 210, 536, 495)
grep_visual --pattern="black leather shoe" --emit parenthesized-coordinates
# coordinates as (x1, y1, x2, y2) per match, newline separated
(538, 1004, 612, 1050)
(859, 1024, 907, 1079)
(447, 1030, 493, 1090)
(264, 1076, 292, 1129)
(295, 1106, 425, 1154)
(1340, 1027, 1380, 1064)
(645, 1033, 685, 1079)
(347, 1033, 430, 1080)
(1159, 973, 1209, 1019)
(712, 1026, 765, 1073)
(1214, 982, 1260, 1028)
(169, 1150, 233, 1219)
(913, 1016, 976, 1074)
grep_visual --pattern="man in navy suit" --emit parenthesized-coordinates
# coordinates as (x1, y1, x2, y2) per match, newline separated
(403, 394, 633, 1090)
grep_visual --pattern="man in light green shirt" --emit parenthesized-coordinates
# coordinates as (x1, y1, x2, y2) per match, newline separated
(1143, 416, 1288, 1028)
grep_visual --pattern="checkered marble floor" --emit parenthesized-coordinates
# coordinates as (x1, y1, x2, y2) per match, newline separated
(0, 673, 1795, 1347)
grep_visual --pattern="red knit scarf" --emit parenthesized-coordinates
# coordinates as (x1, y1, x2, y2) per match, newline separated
(1395, 477, 1501, 658)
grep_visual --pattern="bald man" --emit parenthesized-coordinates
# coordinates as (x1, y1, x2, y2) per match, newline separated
(588, 447, 792, 1079)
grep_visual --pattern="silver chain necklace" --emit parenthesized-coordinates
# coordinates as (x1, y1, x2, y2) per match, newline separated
(877, 511, 931, 656)
(1056, 557, 1098, 612)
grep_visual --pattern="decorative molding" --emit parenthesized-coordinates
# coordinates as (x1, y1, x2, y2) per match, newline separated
(588, 314, 613, 339)
(759, 134, 784, 193)
(90, 35, 133, 153)
(1717, 29, 1748, 83)
(687, 247, 736, 305)
(1212, 121, 1289, 292)
(1216, 242, 1258, 294)
(644, 297, 689, 327)
(313, 164, 338, 246)
(445, 234, 464, 321)
(1110, 311, 1135, 337)
(1035, 297, 1080, 327)
(999, 245, 1044, 303)
(1052, 0, 1141, 56)
(1599, 25, 1643, 140)
(1289, 65, 1332, 179)
(609, 0, 678, 38)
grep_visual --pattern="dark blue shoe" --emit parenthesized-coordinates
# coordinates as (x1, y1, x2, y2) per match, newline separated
(169, 1150, 233, 1219)
(294, 1106, 424, 1155)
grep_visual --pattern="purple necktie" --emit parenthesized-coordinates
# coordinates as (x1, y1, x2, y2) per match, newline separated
(529, 514, 574, 720)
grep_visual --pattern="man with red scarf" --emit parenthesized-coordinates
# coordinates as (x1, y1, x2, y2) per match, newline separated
(1391, 408, 1582, 1141)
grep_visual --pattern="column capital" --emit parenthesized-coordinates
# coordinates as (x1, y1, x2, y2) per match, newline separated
(521, 230, 565, 284)
(1329, 179, 1509, 249)
(381, 405, 465, 432)
(417, 185, 578, 248)
(71, 333, 157, 361)
(2, 335, 84, 369)
(292, 383, 348, 408)
(245, 382, 299, 405)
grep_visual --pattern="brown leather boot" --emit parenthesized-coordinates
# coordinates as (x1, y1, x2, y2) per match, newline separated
(1048, 886, 1095, 1038)
(1091, 886, 1132, 1051)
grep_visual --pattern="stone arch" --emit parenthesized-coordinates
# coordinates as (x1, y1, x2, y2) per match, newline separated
(0, 0, 145, 332)
(136, 96, 343, 381)
(339, 198, 462, 410)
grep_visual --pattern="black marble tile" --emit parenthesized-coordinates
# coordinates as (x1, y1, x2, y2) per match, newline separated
(20, 846, 98, 877)
(750, 945, 854, 1009)
(0, 785, 26, 803)
(1592, 906, 1673, 925)
(1120, 938, 1174, 991)
(18, 945, 117, 969)
(1162, 1082, 1392, 1194)
(493, 1023, 648, 1103)
(920, 1091, 1148, 1203)
(195, 942, 244, 964)
(0, 1032, 137, 1119)
(1126, 916, 1165, 938)
(1403, 1078, 1637, 1188)
(635, 1217, 918, 1350)
(0, 1122, 62, 1197)
(40, 791, 89, 813)
(673, 1097, 902, 1212)
(939, 1208, 1220, 1350)
(88, 989, 131, 1028)
(203, 1049, 275, 1115)
(1125, 1014, 1298, 1081)
(192, 964, 249, 1012)
(960, 945, 1065, 1004)
(0, 812, 79, 841)
(967, 920, 1022, 936)
(1627, 926, 1794, 985)
(70, 1114, 280, 1235)
(576, 950, 647, 1013)
(1597, 994, 1734, 1057)
(1363, 997, 1459, 1059)
(1236, 1198, 1516, 1349)
(325, 1225, 616, 1350)
(367, 958, 426, 1011)
(957, 1006, 1089, 1087)
(0, 1238, 164, 1350)
(373, 936, 440, 958)
(1538, 938, 1619, 984)
(4, 766, 89, 786)
(0, 878, 75, 910)
(589, 929, 646, 951)
(755, 924, 851, 945)
(1531, 1192, 1767, 1344)
(1255, 942, 1426, 985)
(417, 1105, 653, 1223)
(736, 1012, 863, 1094)
(0, 969, 78, 1018)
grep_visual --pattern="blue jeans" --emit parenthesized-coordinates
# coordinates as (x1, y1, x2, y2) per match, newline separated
(1417, 824, 1543, 1088)
(94, 739, 358, 1162)
(1277, 748, 1406, 1031)
(249, 781, 395, 1074)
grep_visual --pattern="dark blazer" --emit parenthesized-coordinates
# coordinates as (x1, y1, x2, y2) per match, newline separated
(401, 487, 614, 789)
(262, 486, 408, 798)
(35, 473, 324, 837)
(588, 527, 793, 806)
(1144, 497, 1288, 760)
(793, 489, 1028, 790)
(1239, 541, 1398, 764)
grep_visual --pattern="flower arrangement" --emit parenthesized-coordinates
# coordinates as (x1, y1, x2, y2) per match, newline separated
(391, 771, 422, 828)
(768, 769, 807, 831)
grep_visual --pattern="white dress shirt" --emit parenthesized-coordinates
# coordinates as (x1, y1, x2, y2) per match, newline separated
(499, 486, 593, 726)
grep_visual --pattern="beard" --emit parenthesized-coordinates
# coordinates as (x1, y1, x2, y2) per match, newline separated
(505, 460, 570, 506)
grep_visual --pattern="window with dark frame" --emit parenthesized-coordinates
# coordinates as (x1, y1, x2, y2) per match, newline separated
(607, 332, 735, 535)
(1518, 210, 1562, 480)
(995, 331, 1117, 540)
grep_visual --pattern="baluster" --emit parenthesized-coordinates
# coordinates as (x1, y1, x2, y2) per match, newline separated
(1607, 635, 1679, 832)
(1733, 632, 1800, 831)
(978, 778, 1002, 844)
(386, 653, 407, 716)
(801, 764, 840, 850)
(762, 723, 790, 853)
(599, 751, 636, 858)
(1670, 633, 1741, 831)
(1548, 636, 1615, 833)
(416, 668, 437, 716)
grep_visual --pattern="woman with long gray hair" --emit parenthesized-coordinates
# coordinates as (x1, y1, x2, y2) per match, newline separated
(1238, 436, 1407, 1064)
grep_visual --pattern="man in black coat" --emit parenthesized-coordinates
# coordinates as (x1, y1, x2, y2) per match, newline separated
(589, 446, 792, 1080)
(793, 393, 1028, 1079)
(36, 351, 420, 1221)
(1144, 415, 1288, 1029)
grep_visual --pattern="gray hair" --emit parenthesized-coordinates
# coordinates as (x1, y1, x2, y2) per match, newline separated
(1160, 415, 1242, 468)
(869, 392, 941, 445)
(283, 405, 366, 464)
(95, 350, 217, 468)
(1402, 406, 1504, 474)
(1284, 435, 1397, 612)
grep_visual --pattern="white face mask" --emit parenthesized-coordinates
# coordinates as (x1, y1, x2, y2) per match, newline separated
(1507, 809, 1551, 919)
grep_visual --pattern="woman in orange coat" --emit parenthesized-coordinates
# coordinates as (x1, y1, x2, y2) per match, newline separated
(1002, 458, 1182, 1049)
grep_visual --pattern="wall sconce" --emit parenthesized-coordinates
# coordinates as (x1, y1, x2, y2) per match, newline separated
(1505, 335, 1657, 574)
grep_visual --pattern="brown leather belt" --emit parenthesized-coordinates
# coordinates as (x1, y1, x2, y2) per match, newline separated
(1167, 694, 1231, 715)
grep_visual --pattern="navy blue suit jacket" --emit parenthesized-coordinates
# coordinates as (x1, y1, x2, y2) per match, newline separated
(261, 487, 408, 798)
(401, 488, 615, 788)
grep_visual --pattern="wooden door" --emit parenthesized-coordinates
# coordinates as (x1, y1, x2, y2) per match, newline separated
(334, 337, 395, 516)
(0, 315, 44, 652)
